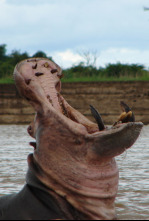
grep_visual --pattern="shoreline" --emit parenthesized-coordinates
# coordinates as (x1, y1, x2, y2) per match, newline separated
(0, 82, 149, 125)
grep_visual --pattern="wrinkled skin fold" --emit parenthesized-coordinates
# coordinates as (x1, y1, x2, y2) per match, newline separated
(12, 58, 143, 220)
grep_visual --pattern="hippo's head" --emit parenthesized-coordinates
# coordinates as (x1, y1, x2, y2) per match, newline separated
(14, 58, 143, 220)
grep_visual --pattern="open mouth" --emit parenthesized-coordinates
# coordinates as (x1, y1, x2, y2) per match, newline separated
(14, 58, 143, 154)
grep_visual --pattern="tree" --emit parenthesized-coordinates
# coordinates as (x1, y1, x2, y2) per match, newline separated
(0, 44, 7, 61)
(78, 50, 99, 67)
(32, 51, 53, 61)
(32, 51, 48, 58)
(9, 50, 29, 66)
(0, 62, 13, 78)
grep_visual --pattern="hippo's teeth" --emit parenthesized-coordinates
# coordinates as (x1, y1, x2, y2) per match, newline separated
(118, 112, 128, 122)
(32, 63, 37, 69)
(57, 93, 68, 117)
(51, 69, 58, 74)
(120, 111, 135, 123)
(35, 72, 44, 77)
(90, 105, 105, 131)
(25, 79, 31, 85)
(47, 95, 53, 106)
(113, 101, 135, 126)
(120, 101, 135, 123)
(120, 101, 131, 113)
(129, 112, 135, 122)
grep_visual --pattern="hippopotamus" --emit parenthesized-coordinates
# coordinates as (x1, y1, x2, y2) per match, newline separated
(0, 58, 143, 220)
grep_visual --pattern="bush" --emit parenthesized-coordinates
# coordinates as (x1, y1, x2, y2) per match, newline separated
(0, 44, 148, 82)
(63, 62, 100, 79)
(104, 63, 145, 78)
(0, 62, 13, 78)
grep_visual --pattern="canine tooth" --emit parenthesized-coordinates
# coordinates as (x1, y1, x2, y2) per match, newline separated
(120, 101, 131, 113)
(120, 101, 135, 122)
(114, 102, 135, 125)
(118, 112, 127, 122)
(90, 105, 105, 131)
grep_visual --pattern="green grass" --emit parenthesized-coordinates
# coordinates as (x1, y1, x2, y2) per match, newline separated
(62, 75, 149, 83)
(0, 74, 149, 84)
(0, 77, 14, 84)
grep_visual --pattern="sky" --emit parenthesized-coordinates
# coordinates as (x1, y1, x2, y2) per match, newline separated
(0, 0, 149, 69)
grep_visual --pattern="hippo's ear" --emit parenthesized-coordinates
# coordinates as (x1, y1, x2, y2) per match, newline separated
(88, 123, 143, 159)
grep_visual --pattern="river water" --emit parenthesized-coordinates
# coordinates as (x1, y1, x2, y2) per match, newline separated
(0, 125, 148, 220)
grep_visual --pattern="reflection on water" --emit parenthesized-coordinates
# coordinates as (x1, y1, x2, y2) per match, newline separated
(0, 125, 148, 220)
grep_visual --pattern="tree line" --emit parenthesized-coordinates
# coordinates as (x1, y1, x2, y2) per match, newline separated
(0, 44, 53, 78)
(0, 44, 148, 80)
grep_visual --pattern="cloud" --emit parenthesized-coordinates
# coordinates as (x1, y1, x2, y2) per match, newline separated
(53, 50, 82, 68)
(52, 48, 149, 69)
(0, 0, 149, 68)
(99, 48, 149, 68)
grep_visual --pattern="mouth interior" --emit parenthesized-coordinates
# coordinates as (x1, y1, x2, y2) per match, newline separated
(37, 72, 136, 135)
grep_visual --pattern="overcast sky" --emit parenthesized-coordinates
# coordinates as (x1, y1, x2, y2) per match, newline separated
(0, 0, 149, 68)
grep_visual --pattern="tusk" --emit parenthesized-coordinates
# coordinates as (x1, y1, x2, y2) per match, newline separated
(90, 105, 105, 131)
(114, 102, 135, 126)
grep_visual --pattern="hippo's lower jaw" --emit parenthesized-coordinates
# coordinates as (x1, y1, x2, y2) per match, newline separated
(14, 58, 143, 220)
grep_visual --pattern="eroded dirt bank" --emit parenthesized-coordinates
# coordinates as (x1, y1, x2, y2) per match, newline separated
(0, 82, 149, 125)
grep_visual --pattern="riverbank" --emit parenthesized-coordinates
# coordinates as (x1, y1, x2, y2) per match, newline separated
(0, 82, 149, 125)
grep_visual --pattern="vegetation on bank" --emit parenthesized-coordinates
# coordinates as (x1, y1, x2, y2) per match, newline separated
(0, 44, 149, 84)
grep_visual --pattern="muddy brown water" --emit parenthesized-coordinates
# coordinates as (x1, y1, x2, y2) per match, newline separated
(0, 125, 148, 220)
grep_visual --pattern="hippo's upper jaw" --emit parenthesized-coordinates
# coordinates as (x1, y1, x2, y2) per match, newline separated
(14, 58, 143, 158)
(14, 58, 143, 220)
